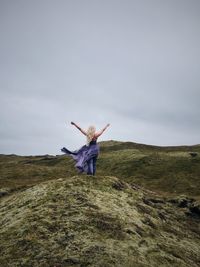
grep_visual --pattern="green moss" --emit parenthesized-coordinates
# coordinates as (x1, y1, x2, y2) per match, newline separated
(0, 142, 200, 266)
(1, 175, 200, 266)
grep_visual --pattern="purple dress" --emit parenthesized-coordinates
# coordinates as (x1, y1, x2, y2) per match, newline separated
(61, 140, 100, 173)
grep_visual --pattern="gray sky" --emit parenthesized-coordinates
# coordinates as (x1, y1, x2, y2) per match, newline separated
(0, 0, 200, 155)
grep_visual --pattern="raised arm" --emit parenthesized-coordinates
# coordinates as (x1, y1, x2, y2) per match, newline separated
(95, 123, 110, 138)
(71, 121, 87, 136)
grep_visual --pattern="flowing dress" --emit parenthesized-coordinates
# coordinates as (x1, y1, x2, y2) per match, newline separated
(61, 140, 100, 173)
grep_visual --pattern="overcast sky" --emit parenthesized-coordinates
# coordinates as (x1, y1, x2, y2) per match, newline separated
(0, 0, 200, 155)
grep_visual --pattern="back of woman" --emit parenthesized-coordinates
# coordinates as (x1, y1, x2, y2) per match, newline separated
(61, 122, 110, 175)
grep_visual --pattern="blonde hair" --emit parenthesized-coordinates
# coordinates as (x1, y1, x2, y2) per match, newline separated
(86, 125, 96, 145)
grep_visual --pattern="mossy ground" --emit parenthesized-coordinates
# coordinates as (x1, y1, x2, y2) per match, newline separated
(0, 175, 200, 267)
(0, 140, 200, 266)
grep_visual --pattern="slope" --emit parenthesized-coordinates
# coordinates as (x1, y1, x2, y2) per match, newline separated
(0, 175, 200, 267)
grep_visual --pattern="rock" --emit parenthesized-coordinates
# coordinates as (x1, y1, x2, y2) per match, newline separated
(188, 201, 200, 217)
(112, 180, 127, 190)
(189, 152, 198, 157)
(167, 195, 195, 208)
(0, 188, 9, 198)
(63, 257, 80, 264)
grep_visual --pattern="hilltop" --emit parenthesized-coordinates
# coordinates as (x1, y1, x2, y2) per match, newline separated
(0, 175, 200, 267)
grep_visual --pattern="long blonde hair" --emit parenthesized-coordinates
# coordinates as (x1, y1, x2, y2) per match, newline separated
(86, 125, 96, 145)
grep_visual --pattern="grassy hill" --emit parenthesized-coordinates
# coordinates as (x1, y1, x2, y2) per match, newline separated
(0, 140, 200, 266)
(0, 175, 200, 267)
(1, 140, 200, 198)
(98, 140, 200, 198)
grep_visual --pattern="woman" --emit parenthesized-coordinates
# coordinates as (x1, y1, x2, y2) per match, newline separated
(61, 122, 110, 175)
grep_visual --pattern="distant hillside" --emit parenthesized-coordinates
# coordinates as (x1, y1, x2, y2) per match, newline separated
(0, 175, 200, 267)
(97, 140, 200, 198)
(99, 140, 200, 152)
(0, 140, 200, 198)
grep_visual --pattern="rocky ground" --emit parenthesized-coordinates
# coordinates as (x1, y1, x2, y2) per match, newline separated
(0, 175, 200, 267)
